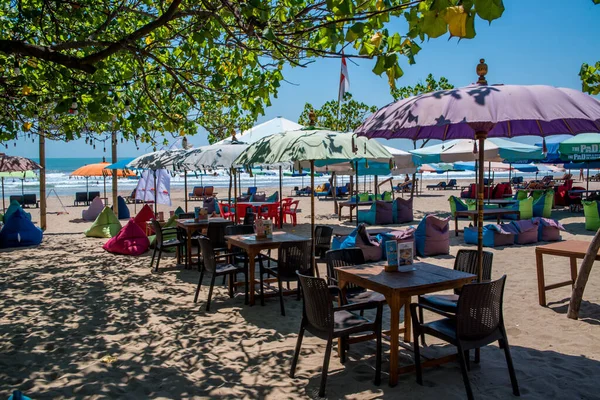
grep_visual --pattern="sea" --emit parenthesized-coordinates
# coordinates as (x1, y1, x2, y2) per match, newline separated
(0, 157, 557, 197)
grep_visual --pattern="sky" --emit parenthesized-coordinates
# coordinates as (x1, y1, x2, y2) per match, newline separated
(6, 0, 600, 159)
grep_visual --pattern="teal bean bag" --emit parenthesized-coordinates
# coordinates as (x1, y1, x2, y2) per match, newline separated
(0, 208, 43, 248)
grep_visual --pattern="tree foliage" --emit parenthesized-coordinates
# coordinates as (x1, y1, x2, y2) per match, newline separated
(580, 61, 600, 96)
(391, 73, 454, 100)
(0, 0, 507, 145)
(298, 93, 378, 132)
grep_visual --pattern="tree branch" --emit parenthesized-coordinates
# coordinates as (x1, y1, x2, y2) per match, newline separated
(0, 40, 97, 73)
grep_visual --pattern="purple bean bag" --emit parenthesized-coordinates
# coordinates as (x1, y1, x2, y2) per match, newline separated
(103, 218, 150, 256)
(375, 201, 393, 225)
(415, 215, 450, 257)
(533, 217, 565, 241)
(507, 219, 539, 245)
(388, 228, 416, 255)
(82, 196, 104, 221)
(203, 197, 217, 214)
(355, 224, 382, 261)
(394, 197, 414, 223)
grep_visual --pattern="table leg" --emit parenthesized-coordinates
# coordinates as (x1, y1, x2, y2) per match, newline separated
(570, 257, 579, 287)
(186, 229, 192, 269)
(247, 248, 257, 306)
(403, 297, 412, 342)
(385, 294, 402, 387)
(535, 250, 546, 306)
(349, 206, 353, 223)
(338, 205, 342, 221)
(455, 215, 459, 236)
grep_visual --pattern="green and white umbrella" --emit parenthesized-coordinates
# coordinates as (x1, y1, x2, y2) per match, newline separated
(234, 128, 393, 271)
(558, 133, 600, 162)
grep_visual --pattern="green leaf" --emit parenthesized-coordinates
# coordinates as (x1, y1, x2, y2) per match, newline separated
(422, 11, 448, 38)
(474, 0, 505, 23)
(373, 56, 386, 75)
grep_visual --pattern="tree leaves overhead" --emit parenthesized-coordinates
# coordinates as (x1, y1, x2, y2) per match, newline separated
(580, 62, 600, 96)
(298, 93, 377, 132)
(0, 0, 507, 145)
(391, 73, 454, 100)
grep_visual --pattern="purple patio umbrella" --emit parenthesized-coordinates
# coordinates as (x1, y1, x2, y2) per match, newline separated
(356, 61, 600, 281)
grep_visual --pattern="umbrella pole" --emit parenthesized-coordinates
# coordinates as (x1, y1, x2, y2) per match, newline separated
(476, 132, 487, 283)
(1, 177, 4, 211)
(356, 161, 359, 227)
(153, 171, 158, 217)
(103, 175, 106, 201)
(228, 170, 232, 213)
(184, 170, 188, 212)
(39, 130, 47, 230)
(587, 162, 590, 192)
(310, 160, 316, 275)
(112, 131, 118, 217)
(233, 169, 238, 224)
(86, 177, 89, 204)
(279, 165, 283, 228)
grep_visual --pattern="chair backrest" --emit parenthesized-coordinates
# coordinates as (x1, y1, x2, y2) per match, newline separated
(207, 220, 233, 249)
(197, 236, 217, 273)
(243, 209, 256, 225)
(151, 219, 164, 245)
(204, 186, 214, 196)
(278, 241, 311, 279)
(288, 200, 299, 212)
(456, 275, 507, 341)
(225, 224, 254, 236)
(325, 248, 365, 289)
(247, 187, 257, 195)
(448, 179, 457, 186)
(297, 272, 334, 333)
(88, 191, 100, 201)
(178, 212, 195, 219)
(194, 187, 204, 196)
(454, 249, 493, 280)
(315, 225, 333, 248)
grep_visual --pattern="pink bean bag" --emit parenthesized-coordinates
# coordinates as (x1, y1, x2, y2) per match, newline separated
(82, 196, 104, 221)
(415, 214, 450, 257)
(134, 204, 155, 233)
(533, 217, 565, 241)
(103, 218, 150, 256)
(507, 219, 539, 245)
(355, 224, 382, 261)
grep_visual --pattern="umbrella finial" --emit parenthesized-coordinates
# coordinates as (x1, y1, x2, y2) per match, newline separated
(308, 109, 316, 126)
(473, 140, 478, 154)
(476, 58, 488, 85)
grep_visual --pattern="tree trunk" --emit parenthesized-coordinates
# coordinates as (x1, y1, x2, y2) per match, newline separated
(567, 228, 600, 319)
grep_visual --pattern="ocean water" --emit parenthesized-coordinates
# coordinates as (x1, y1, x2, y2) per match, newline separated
(0, 157, 556, 197)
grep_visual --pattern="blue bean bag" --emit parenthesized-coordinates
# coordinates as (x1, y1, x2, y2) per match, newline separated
(331, 226, 359, 250)
(112, 196, 130, 219)
(0, 208, 43, 248)
(464, 224, 514, 247)
(3, 200, 31, 223)
(357, 203, 376, 225)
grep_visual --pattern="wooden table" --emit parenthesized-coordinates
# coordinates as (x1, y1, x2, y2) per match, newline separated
(145, 220, 166, 236)
(338, 200, 392, 222)
(454, 209, 520, 236)
(485, 199, 518, 206)
(225, 232, 310, 306)
(335, 262, 475, 387)
(535, 240, 599, 306)
(176, 218, 229, 266)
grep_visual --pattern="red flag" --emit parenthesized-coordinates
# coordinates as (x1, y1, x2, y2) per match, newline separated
(338, 56, 350, 102)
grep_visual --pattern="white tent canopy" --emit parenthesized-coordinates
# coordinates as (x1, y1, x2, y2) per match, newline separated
(215, 117, 303, 145)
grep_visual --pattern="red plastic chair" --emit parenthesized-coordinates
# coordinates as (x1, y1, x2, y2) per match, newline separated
(283, 200, 299, 226)
(235, 203, 253, 224)
(259, 203, 279, 223)
(218, 202, 234, 221)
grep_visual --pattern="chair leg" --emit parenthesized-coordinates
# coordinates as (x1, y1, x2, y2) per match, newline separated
(155, 249, 163, 272)
(206, 275, 217, 312)
(277, 277, 285, 316)
(259, 265, 266, 307)
(290, 323, 305, 378)
(413, 329, 423, 385)
(319, 337, 333, 398)
(150, 247, 157, 271)
(475, 348, 481, 364)
(375, 324, 382, 386)
(194, 268, 205, 303)
(464, 350, 471, 371)
(228, 274, 234, 298)
(500, 338, 520, 396)
(418, 300, 426, 346)
(244, 270, 249, 305)
(340, 337, 347, 364)
(457, 344, 474, 400)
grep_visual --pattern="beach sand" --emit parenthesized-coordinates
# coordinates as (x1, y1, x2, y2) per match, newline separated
(1, 179, 600, 399)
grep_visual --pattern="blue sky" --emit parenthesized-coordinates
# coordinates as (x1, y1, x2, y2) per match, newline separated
(7, 0, 600, 159)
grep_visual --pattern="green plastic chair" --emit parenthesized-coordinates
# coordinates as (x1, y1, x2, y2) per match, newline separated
(583, 201, 600, 231)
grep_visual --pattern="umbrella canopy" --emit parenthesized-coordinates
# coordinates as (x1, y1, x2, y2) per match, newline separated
(356, 79, 600, 282)
(411, 138, 544, 164)
(179, 141, 249, 171)
(127, 149, 186, 171)
(71, 162, 135, 178)
(454, 161, 512, 172)
(0, 153, 41, 172)
(215, 117, 303, 145)
(418, 163, 457, 173)
(0, 171, 37, 179)
(559, 133, 600, 161)
(104, 158, 136, 171)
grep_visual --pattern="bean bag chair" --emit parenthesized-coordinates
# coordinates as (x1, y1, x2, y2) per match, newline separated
(533, 217, 565, 241)
(331, 227, 359, 250)
(0, 208, 43, 248)
(514, 190, 528, 201)
(375, 201, 393, 225)
(505, 197, 533, 220)
(533, 191, 553, 218)
(382, 191, 393, 201)
(251, 193, 266, 202)
(3, 200, 31, 223)
(464, 224, 514, 247)
(82, 196, 104, 221)
(173, 206, 185, 217)
(393, 197, 414, 223)
(357, 203, 376, 225)
(103, 218, 150, 256)
(350, 192, 371, 203)
(85, 207, 122, 238)
(203, 197, 217, 214)
(583, 201, 600, 231)
(377, 228, 416, 260)
(448, 196, 467, 217)
(266, 191, 279, 202)
(133, 204, 155, 233)
(355, 224, 382, 261)
(415, 215, 450, 257)
(507, 219, 539, 245)
(0, 213, 3, 223)
(112, 196, 130, 220)
(237, 195, 251, 202)
(148, 214, 178, 250)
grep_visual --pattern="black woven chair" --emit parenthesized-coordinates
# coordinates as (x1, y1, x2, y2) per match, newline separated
(243, 209, 256, 226)
(224, 224, 266, 269)
(418, 249, 493, 347)
(315, 225, 334, 260)
(150, 219, 182, 272)
(177, 212, 195, 219)
(410, 275, 520, 400)
(290, 272, 383, 397)
(193, 236, 248, 311)
(325, 248, 385, 306)
(259, 241, 311, 315)
(206, 220, 233, 252)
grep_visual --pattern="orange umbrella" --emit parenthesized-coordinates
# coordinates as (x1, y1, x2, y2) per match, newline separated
(71, 162, 136, 200)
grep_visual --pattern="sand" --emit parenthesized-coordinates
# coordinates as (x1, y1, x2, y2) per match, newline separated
(1, 178, 600, 399)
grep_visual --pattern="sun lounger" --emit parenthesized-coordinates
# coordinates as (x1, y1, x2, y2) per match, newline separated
(9, 194, 39, 208)
(188, 186, 204, 201)
(426, 181, 446, 190)
(74, 192, 88, 206)
(444, 179, 458, 189)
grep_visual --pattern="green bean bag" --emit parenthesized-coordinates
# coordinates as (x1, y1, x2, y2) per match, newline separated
(85, 207, 122, 238)
(515, 190, 528, 201)
(533, 190, 553, 218)
(448, 196, 467, 217)
(583, 201, 600, 231)
(382, 191, 393, 201)
(4, 200, 31, 223)
(173, 206, 185, 217)
(506, 197, 534, 220)
(148, 214, 178, 250)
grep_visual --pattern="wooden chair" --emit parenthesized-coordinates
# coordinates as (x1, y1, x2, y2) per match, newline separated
(282, 200, 299, 226)
(193, 236, 248, 311)
(290, 272, 383, 397)
(259, 241, 311, 315)
(150, 219, 182, 272)
(410, 276, 520, 400)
